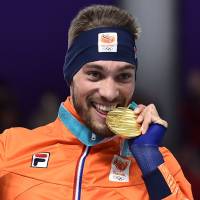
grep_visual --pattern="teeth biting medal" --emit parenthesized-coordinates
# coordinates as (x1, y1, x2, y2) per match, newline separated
(106, 103, 142, 138)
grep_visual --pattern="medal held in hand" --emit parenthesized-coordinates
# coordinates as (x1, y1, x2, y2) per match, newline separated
(106, 107, 142, 138)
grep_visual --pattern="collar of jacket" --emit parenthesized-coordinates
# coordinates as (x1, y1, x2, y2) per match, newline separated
(58, 97, 132, 156)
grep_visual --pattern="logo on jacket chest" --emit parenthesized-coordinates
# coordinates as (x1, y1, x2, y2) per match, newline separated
(31, 152, 50, 168)
(109, 155, 131, 182)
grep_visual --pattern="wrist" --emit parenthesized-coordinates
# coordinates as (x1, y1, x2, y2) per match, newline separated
(129, 144, 164, 176)
(153, 118, 168, 128)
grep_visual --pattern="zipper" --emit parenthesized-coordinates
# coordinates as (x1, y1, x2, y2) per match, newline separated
(74, 146, 91, 200)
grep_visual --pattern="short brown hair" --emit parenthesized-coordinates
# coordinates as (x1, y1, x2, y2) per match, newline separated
(68, 5, 140, 48)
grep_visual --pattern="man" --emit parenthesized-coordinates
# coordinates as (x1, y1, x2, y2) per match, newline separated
(0, 5, 193, 200)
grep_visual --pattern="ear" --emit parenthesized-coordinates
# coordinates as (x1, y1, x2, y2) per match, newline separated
(69, 82, 73, 95)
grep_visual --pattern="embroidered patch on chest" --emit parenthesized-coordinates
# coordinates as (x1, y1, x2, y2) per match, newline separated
(109, 154, 131, 182)
(31, 152, 50, 168)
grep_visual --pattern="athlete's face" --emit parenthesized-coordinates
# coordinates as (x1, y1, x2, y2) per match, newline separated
(70, 60, 136, 137)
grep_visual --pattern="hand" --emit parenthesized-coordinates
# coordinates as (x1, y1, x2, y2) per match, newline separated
(133, 104, 168, 134)
(128, 102, 167, 176)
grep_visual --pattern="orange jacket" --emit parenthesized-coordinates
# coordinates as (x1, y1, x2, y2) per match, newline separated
(0, 97, 193, 200)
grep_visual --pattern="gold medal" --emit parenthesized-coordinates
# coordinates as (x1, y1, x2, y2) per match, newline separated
(106, 107, 141, 138)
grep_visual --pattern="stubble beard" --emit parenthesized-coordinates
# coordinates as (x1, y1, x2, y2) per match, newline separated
(72, 93, 115, 137)
(70, 80, 134, 137)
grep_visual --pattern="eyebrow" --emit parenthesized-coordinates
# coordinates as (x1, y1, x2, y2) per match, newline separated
(84, 63, 136, 71)
(118, 64, 136, 72)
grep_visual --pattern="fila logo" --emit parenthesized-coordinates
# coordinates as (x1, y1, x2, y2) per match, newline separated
(31, 152, 50, 168)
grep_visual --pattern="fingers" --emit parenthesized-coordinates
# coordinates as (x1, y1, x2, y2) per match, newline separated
(133, 103, 168, 134)
(152, 116, 168, 128)
(133, 104, 146, 125)
(140, 111, 151, 134)
(133, 104, 145, 115)
(133, 105, 146, 130)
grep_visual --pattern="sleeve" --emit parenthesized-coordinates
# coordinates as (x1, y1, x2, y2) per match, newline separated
(142, 148, 193, 200)
(159, 163, 193, 200)
(0, 129, 8, 174)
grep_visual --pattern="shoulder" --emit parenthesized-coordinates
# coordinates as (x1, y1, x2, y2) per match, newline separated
(1, 122, 54, 138)
(159, 147, 182, 176)
(0, 121, 59, 161)
(0, 121, 57, 148)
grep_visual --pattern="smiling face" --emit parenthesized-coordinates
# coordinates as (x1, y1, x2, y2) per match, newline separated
(70, 60, 136, 137)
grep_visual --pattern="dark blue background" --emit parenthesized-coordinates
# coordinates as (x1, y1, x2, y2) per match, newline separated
(0, 0, 200, 198)
(0, 0, 115, 118)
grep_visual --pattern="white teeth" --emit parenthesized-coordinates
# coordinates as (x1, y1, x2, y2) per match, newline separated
(95, 104, 117, 112)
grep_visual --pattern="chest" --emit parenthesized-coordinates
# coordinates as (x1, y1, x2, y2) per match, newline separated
(0, 144, 148, 200)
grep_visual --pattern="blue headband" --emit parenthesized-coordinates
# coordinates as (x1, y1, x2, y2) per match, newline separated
(63, 27, 137, 85)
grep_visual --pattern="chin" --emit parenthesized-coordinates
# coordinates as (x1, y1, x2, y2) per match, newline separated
(93, 130, 115, 138)
(90, 121, 115, 137)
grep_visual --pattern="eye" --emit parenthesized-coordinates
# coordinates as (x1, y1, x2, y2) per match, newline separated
(86, 71, 102, 81)
(117, 73, 133, 82)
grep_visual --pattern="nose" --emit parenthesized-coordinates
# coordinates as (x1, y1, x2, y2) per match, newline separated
(98, 78, 119, 102)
